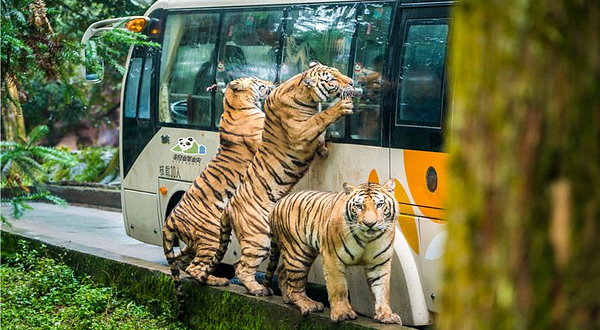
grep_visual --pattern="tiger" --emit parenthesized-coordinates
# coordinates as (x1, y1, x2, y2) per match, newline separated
(264, 180, 402, 325)
(207, 61, 355, 296)
(161, 77, 274, 318)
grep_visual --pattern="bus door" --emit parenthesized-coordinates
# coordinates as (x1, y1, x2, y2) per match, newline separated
(388, 3, 451, 315)
(292, 1, 398, 319)
(294, 2, 394, 193)
(121, 42, 163, 245)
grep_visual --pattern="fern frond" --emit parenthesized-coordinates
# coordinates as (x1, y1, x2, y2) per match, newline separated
(0, 141, 20, 149)
(2, 158, 14, 177)
(30, 146, 77, 166)
(13, 157, 44, 182)
(26, 125, 49, 147)
(43, 193, 67, 207)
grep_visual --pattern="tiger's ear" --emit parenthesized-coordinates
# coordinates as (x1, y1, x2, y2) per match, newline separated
(228, 79, 248, 91)
(381, 178, 395, 193)
(343, 182, 357, 195)
(309, 61, 321, 68)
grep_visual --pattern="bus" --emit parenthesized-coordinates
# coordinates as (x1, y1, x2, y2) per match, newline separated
(83, 0, 451, 326)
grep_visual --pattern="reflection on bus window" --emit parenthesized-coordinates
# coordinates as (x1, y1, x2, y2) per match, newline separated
(214, 10, 282, 125)
(351, 4, 392, 142)
(124, 57, 142, 119)
(282, 4, 357, 139)
(397, 21, 448, 127)
(138, 57, 154, 120)
(159, 13, 219, 126)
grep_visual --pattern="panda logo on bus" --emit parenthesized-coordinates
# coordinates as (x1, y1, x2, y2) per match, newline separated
(171, 136, 207, 155)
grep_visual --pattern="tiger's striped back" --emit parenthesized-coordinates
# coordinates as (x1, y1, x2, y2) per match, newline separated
(208, 62, 355, 296)
(161, 77, 273, 319)
(265, 180, 402, 324)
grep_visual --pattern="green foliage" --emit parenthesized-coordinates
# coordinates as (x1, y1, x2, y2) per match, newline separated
(2, 0, 156, 143)
(1, 241, 190, 330)
(43, 146, 119, 183)
(1, 125, 75, 222)
(1, 125, 76, 186)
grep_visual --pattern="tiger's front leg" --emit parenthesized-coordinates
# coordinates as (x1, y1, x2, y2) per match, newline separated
(322, 254, 356, 322)
(286, 98, 353, 143)
(364, 259, 402, 324)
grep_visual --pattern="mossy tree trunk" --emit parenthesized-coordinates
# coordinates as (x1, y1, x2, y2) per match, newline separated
(440, 1, 599, 330)
(1, 74, 27, 142)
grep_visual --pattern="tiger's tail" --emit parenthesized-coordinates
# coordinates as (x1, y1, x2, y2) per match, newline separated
(263, 238, 280, 289)
(162, 220, 186, 320)
(205, 210, 233, 277)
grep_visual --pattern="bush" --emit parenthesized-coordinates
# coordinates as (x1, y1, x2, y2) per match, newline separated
(1, 241, 189, 330)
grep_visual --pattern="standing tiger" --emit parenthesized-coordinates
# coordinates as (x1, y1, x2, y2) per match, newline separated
(209, 62, 355, 296)
(162, 77, 274, 317)
(264, 180, 402, 325)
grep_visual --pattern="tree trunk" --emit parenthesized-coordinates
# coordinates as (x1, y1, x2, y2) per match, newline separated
(2, 74, 27, 142)
(440, 1, 599, 330)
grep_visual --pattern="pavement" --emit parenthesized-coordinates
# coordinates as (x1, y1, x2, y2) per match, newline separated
(2, 202, 166, 265)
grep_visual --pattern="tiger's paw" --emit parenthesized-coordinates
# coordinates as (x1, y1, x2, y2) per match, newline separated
(329, 98, 354, 118)
(374, 311, 402, 325)
(205, 275, 229, 286)
(330, 307, 357, 322)
(317, 143, 329, 159)
(247, 285, 274, 297)
(298, 300, 324, 315)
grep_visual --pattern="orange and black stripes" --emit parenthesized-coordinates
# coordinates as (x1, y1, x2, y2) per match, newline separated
(161, 77, 273, 319)
(264, 180, 402, 324)
(205, 63, 355, 296)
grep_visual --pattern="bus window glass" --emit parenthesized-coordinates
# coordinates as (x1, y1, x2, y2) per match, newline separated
(214, 9, 283, 125)
(124, 57, 142, 118)
(396, 21, 448, 127)
(138, 57, 154, 120)
(351, 4, 393, 142)
(282, 4, 357, 139)
(159, 13, 219, 126)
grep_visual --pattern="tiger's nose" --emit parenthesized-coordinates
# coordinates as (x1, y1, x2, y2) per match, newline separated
(364, 219, 377, 228)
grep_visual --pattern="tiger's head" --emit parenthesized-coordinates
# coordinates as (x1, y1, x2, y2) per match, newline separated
(226, 77, 275, 107)
(342, 179, 398, 237)
(300, 61, 355, 103)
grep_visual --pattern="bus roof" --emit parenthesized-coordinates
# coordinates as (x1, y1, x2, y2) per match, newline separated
(148, 0, 444, 12)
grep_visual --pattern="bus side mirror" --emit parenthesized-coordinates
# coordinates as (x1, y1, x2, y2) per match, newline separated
(84, 38, 104, 83)
(80, 16, 152, 83)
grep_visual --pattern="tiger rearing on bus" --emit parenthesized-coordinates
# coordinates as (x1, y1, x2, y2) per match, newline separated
(162, 77, 274, 318)
(208, 61, 355, 296)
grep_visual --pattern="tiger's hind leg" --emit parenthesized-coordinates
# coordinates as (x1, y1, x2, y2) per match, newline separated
(185, 242, 229, 287)
(235, 233, 273, 296)
(283, 252, 323, 315)
(177, 246, 194, 271)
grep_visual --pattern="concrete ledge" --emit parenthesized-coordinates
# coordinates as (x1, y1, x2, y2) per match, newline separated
(1, 228, 412, 330)
(47, 184, 121, 210)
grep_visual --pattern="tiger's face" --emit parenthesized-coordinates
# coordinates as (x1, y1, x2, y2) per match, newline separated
(343, 179, 398, 237)
(302, 61, 354, 102)
(227, 77, 275, 105)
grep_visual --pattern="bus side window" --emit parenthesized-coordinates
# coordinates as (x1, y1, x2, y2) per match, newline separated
(214, 9, 283, 125)
(158, 13, 219, 127)
(396, 21, 448, 128)
(282, 4, 358, 139)
(138, 56, 154, 120)
(124, 57, 142, 119)
(350, 4, 393, 143)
